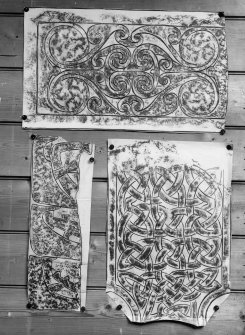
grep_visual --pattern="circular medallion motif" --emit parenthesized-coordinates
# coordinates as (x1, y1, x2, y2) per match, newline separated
(46, 24, 88, 65)
(48, 74, 89, 114)
(179, 29, 218, 67)
(179, 78, 217, 117)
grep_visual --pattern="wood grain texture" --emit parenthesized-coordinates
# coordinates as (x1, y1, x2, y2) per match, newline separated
(0, 234, 244, 289)
(227, 75, 245, 126)
(0, 179, 244, 235)
(0, 17, 245, 70)
(0, 316, 244, 335)
(0, 70, 22, 121)
(0, 287, 243, 318)
(1, 72, 245, 125)
(0, 289, 243, 321)
(0, 17, 22, 68)
(0, 125, 243, 179)
(0, 289, 244, 335)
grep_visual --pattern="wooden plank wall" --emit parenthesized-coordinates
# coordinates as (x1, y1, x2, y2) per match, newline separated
(0, 1, 245, 334)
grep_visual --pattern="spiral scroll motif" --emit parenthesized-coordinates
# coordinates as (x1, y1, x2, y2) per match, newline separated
(179, 29, 219, 67)
(45, 24, 89, 66)
(179, 77, 218, 117)
(40, 23, 226, 119)
(48, 73, 89, 114)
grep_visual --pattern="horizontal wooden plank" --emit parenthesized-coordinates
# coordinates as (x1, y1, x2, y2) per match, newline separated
(0, 71, 22, 122)
(0, 289, 244, 335)
(0, 288, 243, 320)
(0, 179, 244, 235)
(0, 125, 244, 180)
(1, 0, 245, 18)
(0, 17, 23, 68)
(1, 73, 245, 126)
(0, 17, 245, 70)
(0, 234, 244, 289)
(0, 317, 244, 335)
(231, 183, 245, 234)
(227, 21, 245, 71)
(226, 75, 245, 127)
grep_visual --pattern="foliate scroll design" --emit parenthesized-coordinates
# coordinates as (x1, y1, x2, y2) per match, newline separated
(38, 21, 227, 120)
(108, 140, 232, 325)
(28, 136, 93, 311)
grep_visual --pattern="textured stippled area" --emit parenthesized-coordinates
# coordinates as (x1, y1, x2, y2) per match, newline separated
(28, 136, 94, 311)
(30, 205, 81, 259)
(23, 9, 228, 132)
(107, 139, 233, 325)
(28, 256, 81, 310)
(31, 136, 90, 208)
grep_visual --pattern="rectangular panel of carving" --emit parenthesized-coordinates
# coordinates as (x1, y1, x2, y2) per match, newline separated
(28, 136, 94, 311)
(23, 9, 227, 132)
(107, 139, 232, 326)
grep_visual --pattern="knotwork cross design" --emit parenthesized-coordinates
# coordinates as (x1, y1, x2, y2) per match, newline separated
(118, 165, 222, 319)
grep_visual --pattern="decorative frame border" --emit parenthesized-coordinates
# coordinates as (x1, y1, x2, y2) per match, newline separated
(23, 9, 227, 132)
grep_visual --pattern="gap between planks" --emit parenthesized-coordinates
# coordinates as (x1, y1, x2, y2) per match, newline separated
(0, 68, 245, 73)
(0, 176, 244, 184)
(0, 285, 244, 293)
(0, 12, 244, 19)
(2, 122, 245, 132)
(0, 231, 243, 239)
(0, 230, 106, 236)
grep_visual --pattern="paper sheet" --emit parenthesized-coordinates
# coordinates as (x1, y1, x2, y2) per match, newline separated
(23, 9, 227, 132)
(28, 135, 94, 311)
(107, 139, 232, 326)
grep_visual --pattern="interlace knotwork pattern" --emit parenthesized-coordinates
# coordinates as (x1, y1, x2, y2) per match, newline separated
(115, 164, 223, 322)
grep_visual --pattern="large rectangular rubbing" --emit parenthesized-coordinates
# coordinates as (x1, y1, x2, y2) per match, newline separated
(23, 9, 227, 132)
(28, 135, 94, 311)
(107, 139, 233, 326)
